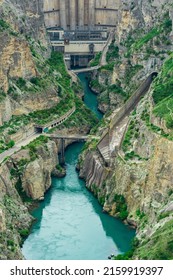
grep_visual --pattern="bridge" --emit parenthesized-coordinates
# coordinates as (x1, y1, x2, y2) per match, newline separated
(48, 134, 88, 140)
(97, 72, 158, 166)
(71, 65, 100, 74)
(48, 134, 98, 164)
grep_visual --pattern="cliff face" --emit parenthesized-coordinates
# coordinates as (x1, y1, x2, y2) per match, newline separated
(0, 0, 62, 258)
(80, 82, 173, 259)
(80, 0, 173, 259)
(0, 138, 58, 259)
(0, 0, 61, 125)
(21, 140, 58, 200)
(0, 162, 32, 259)
(0, 0, 48, 91)
(91, 0, 173, 113)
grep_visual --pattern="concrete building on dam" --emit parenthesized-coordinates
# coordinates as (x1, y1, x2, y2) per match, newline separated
(43, 0, 120, 67)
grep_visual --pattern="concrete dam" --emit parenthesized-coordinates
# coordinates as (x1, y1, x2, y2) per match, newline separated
(43, 0, 120, 67)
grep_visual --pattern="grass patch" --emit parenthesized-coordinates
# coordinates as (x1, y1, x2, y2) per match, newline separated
(153, 54, 173, 105)
(106, 40, 119, 63)
(25, 135, 48, 161)
(134, 219, 173, 259)
(0, 89, 6, 102)
(0, 19, 10, 30)
(128, 17, 172, 54)
(90, 52, 102, 67)
(108, 83, 128, 99)
(99, 62, 115, 72)
(122, 120, 136, 152)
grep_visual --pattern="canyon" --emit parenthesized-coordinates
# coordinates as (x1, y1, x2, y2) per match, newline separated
(0, 0, 173, 260)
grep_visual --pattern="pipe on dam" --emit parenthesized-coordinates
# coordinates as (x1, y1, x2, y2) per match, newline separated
(89, 0, 95, 27)
(70, 0, 76, 30)
(78, 0, 85, 27)
(60, 0, 67, 30)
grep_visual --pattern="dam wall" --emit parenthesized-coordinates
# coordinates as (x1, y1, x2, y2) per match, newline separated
(43, 0, 120, 30)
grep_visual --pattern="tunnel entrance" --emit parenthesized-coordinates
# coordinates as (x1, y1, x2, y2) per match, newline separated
(151, 72, 158, 80)
(35, 126, 43, 133)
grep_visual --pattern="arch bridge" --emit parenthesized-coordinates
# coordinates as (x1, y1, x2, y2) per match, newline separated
(48, 134, 88, 164)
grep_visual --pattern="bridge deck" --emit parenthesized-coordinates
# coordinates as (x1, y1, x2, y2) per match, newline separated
(47, 134, 88, 140)
(72, 66, 100, 74)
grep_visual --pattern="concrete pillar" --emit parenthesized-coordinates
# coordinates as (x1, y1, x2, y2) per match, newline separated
(65, 0, 70, 28)
(78, 0, 85, 28)
(59, 139, 65, 165)
(70, 0, 76, 30)
(89, 0, 95, 28)
(60, 0, 67, 30)
(84, 0, 89, 26)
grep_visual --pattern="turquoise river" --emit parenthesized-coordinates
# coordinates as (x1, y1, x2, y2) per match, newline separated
(22, 72, 135, 260)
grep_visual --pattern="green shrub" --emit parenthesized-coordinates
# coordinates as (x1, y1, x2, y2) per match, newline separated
(100, 62, 115, 72)
(0, 19, 10, 30)
(16, 77, 26, 88)
(119, 210, 129, 220)
(114, 238, 139, 260)
(114, 194, 128, 220)
(106, 41, 119, 63)
(99, 196, 105, 206)
(19, 229, 29, 237)
(7, 140, 15, 148)
(0, 89, 6, 101)
(90, 52, 102, 67)
(158, 211, 171, 220)
(134, 219, 173, 259)
(136, 209, 146, 220)
(108, 83, 127, 99)
(124, 63, 143, 85)
(56, 164, 63, 172)
(7, 240, 15, 246)
(168, 189, 173, 196)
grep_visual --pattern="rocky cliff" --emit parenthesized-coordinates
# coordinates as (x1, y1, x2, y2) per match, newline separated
(0, 0, 64, 127)
(79, 0, 173, 259)
(91, 0, 173, 113)
(11, 138, 59, 200)
(0, 0, 66, 259)
(0, 137, 59, 259)
(0, 162, 33, 259)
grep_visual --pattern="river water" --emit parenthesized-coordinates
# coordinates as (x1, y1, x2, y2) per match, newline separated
(22, 73, 135, 260)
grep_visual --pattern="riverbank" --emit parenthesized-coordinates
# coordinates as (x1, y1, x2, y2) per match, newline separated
(22, 142, 135, 260)
(21, 72, 135, 260)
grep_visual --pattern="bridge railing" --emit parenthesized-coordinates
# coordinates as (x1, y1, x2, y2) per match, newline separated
(72, 65, 101, 74)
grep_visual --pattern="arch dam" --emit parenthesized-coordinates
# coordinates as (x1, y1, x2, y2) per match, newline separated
(43, 0, 121, 68)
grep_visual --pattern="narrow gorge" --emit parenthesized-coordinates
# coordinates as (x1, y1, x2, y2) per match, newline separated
(0, 0, 173, 260)
(20, 73, 135, 260)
